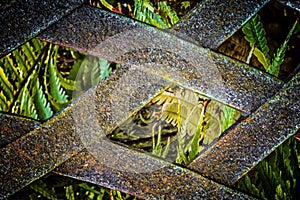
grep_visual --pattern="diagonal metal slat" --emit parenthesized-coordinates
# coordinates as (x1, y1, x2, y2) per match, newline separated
(171, 0, 271, 49)
(1, 0, 299, 199)
(0, 0, 85, 56)
(0, 115, 40, 148)
(0, 65, 169, 198)
(39, 5, 283, 114)
(53, 149, 255, 200)
(188, 71, 300, 186)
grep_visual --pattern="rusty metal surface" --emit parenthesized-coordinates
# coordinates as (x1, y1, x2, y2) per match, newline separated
(0, 107, 83, 198)
(0, 0, 84, 56)
(0, 114, 40, 148)
(171, 0, 271, 49)
(39, 5, 283, 114)
(188, 70, 300, 186)
(53, 149, 256, 200)
(1, 0, 300, 199)
(0, 65, 169, 198)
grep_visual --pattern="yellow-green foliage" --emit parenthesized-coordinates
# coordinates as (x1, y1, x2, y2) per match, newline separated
(0, 38, 115, 121)
(236, 137, 300, 200)
(242, 14, 298, 77)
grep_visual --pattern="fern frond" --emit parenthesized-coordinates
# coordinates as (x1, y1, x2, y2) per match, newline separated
(29, 179, 58, 200)
(46, 92, 70, 113)
(33, 79, 53, 120)
(0, 56, 22, 85)
(153, 88, 199, 109)
(268, 20, 298, 77)
(158, 1, 179, 26)
(161, 137, 171, 159)
(134, 0, 168, 28)
(254, 48, 270, 71)
(22, 44, 35, 66)
(12, 80, 38, 119)
(242, 14, 271, 65)
(99, 0, 115, 11)
(152, 89, 175, 105)
(31, 37, 43, 51)
(161, 102, 180, 126)
(152, 125, 160, 156)
(99, 58, 112, 80)
(185, 100, 208, 162)
(78, 183, 103, 195)
(237, 137, 300, 199)
(154, 88, 204, 136)
(65, 185, 75, 200)
(47, 45, 68, 103)
(237, 174, 267, 199)
(220, 105, 239, 132)
(67, 58, 84, 80)
(0, 91, 8, 111)
(56, 69, 75, 91)
(0, 65, 14, 100)
(13, 46, 29, 73)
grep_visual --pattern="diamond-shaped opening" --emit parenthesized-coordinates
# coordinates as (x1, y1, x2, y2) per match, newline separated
(8, 173, 141, 200)
(235, 134, 300, 199)
(108, 85, 242, 165)
(218, 0, 300, 81)
(0, 38, 118, 121)
(89, 0, 200, 28)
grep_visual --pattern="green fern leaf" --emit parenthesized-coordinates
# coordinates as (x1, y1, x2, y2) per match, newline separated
(268, 20, 298, 77)
(160, 102, 179, 126)
(13, 47, 29, 73)
(220, 105, 239, 132)
(0, 56, 22, 85)
(0, 91, 8, 111)
(31, 38, 43, 52)
(65, 185, 75, 200)
(152, 89, 175, 105)
(134, 0, 169, 28)
(67, 58, 84, 81)
(158, 1, 179, 26)
(0, 38, 47, 116)
(154, 88, 202, 136)
(29, 179, 58, 200)
(99, 58, 112, 80)
(12, 80, 38, 119)
(46, 92, 70, 113)
(47, 45, 68, 103)
(22, 39, 43, 67)
(0, 65, 14, 101)
(186, 100, 207, 162)
(56, 68, 75, 91)
(33, 79, 53, 120)
(78, 183, 103, 195)
(254, 48, 270, 71)
(242, 14, 271, 65)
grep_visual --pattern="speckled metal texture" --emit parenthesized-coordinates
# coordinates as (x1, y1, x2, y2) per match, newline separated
(39, 5, 283, 114)
(188, 71, 300, 186)
(2, 0, 300, 199)
(0, 107, 83, 198)
(54, 150, 255, 200)
(279, 0, 300, 12)
(171, 0, 270, 49)
(0, 65, 169, 198)
(0, 114, 40, 148)
(0, 0, 84, 56)
(39, 5, 141, 52)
